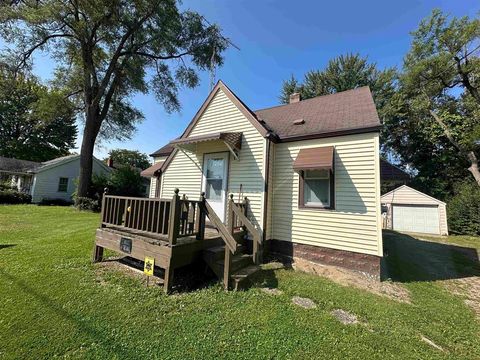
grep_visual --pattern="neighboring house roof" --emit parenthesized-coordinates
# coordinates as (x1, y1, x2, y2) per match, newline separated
(1, 154, 112, 175)
(150, 144, 174, 157)
(380, 159, 410, 181)
(34, 154, 80, 173)
(381, 185, 446, 205)
(0, 156, 40, 174)
(141, 161, 165, 177)
(255, 86, 381, 141)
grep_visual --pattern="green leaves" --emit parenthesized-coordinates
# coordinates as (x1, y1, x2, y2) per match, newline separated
(279, 54, 397, 126)
(106, 149, 151, 170)
(0, 70, 77, 161)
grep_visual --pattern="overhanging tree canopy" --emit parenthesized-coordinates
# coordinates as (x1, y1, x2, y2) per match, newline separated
(0, 0, 229, 197)
(0, 69, 77, 162)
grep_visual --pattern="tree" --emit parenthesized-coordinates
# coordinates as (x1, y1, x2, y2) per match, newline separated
(279, 53, 397, 124)
(106, 149, 151, 170)
(0, 69, 76, 162)
(384, 9, 480, 191)
(0, 1, 228, 197)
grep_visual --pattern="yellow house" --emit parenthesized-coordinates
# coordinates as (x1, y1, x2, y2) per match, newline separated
(141, 80, 383, 279)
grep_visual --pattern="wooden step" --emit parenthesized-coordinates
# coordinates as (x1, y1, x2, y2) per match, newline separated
(216, 253, 252, 273)
(203, 244, 245, 261)
(230, 265, 261, 291)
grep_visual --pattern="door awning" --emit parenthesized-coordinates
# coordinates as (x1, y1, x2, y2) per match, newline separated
(169, 132, 243, 159)
(140, 161, 164, 177)
(293, 146, 334, 171)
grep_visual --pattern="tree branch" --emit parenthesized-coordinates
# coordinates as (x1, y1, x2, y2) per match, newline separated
(454, 55, 480, 103)
(119, 50, 192, 60)
(17, 33, 74, 70)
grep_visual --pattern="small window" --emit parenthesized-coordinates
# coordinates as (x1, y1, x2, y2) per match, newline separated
(299, 169, 334, 209)
(58, 177, 68, 192)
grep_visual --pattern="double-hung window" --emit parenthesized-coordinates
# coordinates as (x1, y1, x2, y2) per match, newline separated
(293, 146, 335, 210)
(58, 177, 68, 192)
(303, 169, 331, 207)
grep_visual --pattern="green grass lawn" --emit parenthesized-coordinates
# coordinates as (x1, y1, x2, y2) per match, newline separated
(1, 205, 479, 359)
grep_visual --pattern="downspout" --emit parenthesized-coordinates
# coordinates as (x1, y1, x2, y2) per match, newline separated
(262, 134, 273, 243)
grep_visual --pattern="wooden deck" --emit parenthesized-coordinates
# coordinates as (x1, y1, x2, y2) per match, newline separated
(93, 190, 262, 293)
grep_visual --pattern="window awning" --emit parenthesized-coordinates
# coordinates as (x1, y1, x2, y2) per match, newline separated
(169, 132, 243, 159)
(293, 146, 334, 171)
(140, 161, 164, 177)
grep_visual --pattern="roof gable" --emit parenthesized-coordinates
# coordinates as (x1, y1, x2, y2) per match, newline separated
(381, 185, 445, 205)
(35, 155, 111, 174)
(183, 80, 268, 139)
(161, 80, 269, 173)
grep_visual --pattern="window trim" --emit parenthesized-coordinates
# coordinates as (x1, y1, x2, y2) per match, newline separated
(298, 169, 335, 210)
(57, 177, 69, 192)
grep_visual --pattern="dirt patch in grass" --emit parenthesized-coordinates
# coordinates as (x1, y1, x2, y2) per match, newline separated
(443, 276, 480, 319)
(291, 257, 411, 303)
(261, 287, 283, 296)
(331, 309, 358, 325)
(292, 296, 316, 309)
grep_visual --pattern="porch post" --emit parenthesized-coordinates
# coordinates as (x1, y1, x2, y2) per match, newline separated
(168, 188, 181, 246)
(196, 192, 206, 240)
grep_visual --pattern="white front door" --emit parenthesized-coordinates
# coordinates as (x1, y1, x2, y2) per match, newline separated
(202, 152, 229, 222)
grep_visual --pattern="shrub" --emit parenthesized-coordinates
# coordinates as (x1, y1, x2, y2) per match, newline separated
(74, 197, 100, 212)
(0, 190, 32, 204)
(73, 165, 145, 212)
(107, 165, 145, 197)
(448, 180, 480, 235)
(38, 198, 73, 206)
(0, 181, 17, 191)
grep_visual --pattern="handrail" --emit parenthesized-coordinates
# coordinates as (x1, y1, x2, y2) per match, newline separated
(200, 199, 237, 253)
(103, 194, 171, 201)
(228, 194, 262, 264)
(231, 202, 262, 244)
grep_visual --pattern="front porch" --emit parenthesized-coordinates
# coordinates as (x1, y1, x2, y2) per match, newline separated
(93, 189, 263, 293)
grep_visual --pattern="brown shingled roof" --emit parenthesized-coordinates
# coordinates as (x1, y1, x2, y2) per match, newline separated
(150, 144, 174, 157)
(254, 87, 381, 141)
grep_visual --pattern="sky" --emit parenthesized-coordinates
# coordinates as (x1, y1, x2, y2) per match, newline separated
(8, 0, 480, 159)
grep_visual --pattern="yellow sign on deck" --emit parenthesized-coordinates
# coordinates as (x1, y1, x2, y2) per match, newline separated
(144, 256, 154, 276)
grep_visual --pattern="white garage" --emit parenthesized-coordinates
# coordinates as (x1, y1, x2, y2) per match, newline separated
(381, 185, 448, 235)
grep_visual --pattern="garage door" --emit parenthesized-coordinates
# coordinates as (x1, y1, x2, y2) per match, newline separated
(392, 205, 440, 234)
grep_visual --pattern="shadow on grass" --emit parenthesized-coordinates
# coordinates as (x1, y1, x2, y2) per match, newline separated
(116, 257, 217, 293)
(383, 230, 480, 283)
(0, 266, 140, 358)
(0, 244, 16, 250)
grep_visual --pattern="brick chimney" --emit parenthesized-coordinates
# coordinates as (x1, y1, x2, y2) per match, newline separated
(289, 92, 301, 104)
(107, 158, 114, 168)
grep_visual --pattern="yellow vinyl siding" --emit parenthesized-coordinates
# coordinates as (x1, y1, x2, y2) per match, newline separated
(270, 132, 382, 256)
(148, 156, 167, 198)
(160, 89, 266, 229)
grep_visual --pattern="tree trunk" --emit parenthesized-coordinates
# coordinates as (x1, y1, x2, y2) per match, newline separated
(77, 108, 101, 198)
(467, 151, 480, 186)
(429, 110, 480, 187)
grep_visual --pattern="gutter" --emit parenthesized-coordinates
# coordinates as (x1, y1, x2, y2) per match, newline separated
(272, 125, 383, 143)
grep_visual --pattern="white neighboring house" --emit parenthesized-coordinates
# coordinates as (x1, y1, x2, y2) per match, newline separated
(0, 155, 112, 203)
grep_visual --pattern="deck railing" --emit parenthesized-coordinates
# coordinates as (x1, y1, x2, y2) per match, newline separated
(100, 189, 206, 245)
(100, 189, 261, 269)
